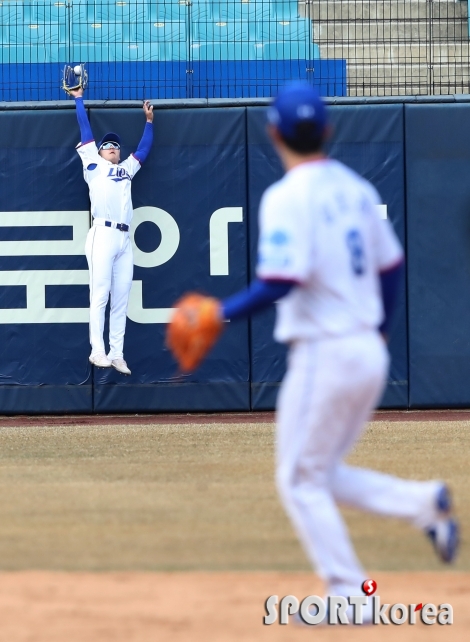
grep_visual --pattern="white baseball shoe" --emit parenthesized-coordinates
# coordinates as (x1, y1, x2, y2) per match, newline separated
(110, 358, 131, 376)
(89, 353, 112, 368)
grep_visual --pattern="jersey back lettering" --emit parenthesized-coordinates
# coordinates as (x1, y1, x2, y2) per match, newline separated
(256, 159, 403, 342)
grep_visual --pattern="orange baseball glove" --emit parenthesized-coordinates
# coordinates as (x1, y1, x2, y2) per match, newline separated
(166, 293, 224, 372)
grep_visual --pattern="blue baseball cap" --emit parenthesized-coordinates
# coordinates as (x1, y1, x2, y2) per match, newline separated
(267, 82, 327, 140)
(98, 132, 121, 150)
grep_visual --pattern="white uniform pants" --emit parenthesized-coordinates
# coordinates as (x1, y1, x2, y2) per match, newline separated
(276, 331, 440, 598)
(85, 225, 133, 360)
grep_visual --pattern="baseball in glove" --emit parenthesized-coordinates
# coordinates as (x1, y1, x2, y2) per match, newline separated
(166, 293, 224, 372)
(62, 63, 88, 96)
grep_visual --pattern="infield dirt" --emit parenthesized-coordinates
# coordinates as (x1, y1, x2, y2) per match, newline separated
(0, 416, 467, 640)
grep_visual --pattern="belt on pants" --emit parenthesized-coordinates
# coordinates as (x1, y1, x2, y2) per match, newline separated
(93, 218, 129, 232)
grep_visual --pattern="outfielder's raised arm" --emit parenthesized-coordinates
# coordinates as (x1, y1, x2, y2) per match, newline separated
(74, 95, 93, 145)
(133, 101, 154, 164)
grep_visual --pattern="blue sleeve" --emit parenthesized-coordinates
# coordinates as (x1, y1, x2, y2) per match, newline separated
(133, 122, 153, 163)
(221, 278, 294, 321)
(379, 260, 404, 334)
(74, 97, 93, 144)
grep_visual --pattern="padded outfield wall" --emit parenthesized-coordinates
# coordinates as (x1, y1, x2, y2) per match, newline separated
(0, 97, 467, 413)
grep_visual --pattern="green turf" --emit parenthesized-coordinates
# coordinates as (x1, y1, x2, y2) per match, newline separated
(0, 421, 466, 571)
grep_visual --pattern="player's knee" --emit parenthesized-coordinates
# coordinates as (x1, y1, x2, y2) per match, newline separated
(91, 290, 110, 307)
(289, 465, 331, 494)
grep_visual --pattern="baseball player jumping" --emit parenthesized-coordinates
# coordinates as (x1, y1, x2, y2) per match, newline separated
(68, 84, 153, 375)
(167, 83, 459, 623)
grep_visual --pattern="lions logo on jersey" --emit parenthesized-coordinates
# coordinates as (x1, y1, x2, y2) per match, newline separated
(107, 167, 131, 182)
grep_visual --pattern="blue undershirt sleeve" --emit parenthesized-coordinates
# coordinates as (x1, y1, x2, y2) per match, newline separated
(379, 260, 404, 334)
(133, 122, 154, 163)
(74, 97, 93, 144)
(221, 278, 294, 321)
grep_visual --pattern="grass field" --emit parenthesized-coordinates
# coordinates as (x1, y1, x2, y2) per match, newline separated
(0, 416, 467, 640)
(0, 419, 467, 572)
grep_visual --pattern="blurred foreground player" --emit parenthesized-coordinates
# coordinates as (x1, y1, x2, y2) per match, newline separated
(167, 83, 459, 622)
(66, 72, 153, 375)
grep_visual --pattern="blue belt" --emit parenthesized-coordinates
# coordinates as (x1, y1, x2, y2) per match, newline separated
(105, 221, 129, 232)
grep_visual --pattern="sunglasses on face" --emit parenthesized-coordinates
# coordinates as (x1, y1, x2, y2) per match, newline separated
(99, 142, 120, 150)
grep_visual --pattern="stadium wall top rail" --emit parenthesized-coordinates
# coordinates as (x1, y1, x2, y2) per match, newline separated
(2, 94, 470, 111)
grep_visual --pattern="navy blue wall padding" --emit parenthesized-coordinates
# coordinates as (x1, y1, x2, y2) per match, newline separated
(8, 101, 470, 413)
(0, 387, 92, 414)
(89, 108, 250, 411)
(0, 109, 92, 412)
(94, 382, 249, 413)
(328, 105, 408, 408)
(405, 104, 470, 407)
(247, 104, 408, 410)
(246, 108, 286, 409)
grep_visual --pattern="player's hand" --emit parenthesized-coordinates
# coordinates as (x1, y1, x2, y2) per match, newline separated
(69, 87, 84, 98)
(143, 100, 154, 123)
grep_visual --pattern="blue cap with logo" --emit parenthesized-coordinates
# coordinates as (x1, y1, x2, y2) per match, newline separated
(267, 82, 327, 140)
(98, 132, 121, 150)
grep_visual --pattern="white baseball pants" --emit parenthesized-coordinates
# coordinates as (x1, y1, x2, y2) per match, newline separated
(85, 225, 134, 360)
(276, 331, 440, 598)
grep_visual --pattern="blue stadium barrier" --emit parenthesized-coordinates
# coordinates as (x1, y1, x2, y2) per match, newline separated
(0, 61, 190, 99)
(168, 41, 188, 61)
(0, 47, 50, 64)
(71, 2, 93, 22)
(271, 1, 302, 19)
(149, 1, 187, 21)
(87, 62, 188, 98)
(193, 20, 256, 42)
(5, 98, 470, 412)
(90, 0, 148, 22)
(257, 41, 320, 60)
(257, 19, 310, 42)
(72, 21, 133, 44)
(0, 0, 335, 99)
(328, 105, 408, 408)
(7, 23, 66, 45)
(0, 58, 345, 99)
(247, 103, 408, 410)
(135, 21, 187, 43)
(88, 106, 250, 412)
(0, 108, 93, 412)
(0, 1, 24, 24)
(72, 1, 148, 22)
(191, 59, 345, 98)
(213, 1, 271, 21)
(190, 42, 254, 61)
(33, 0, 69, 23)
(406, 103, 470, 407)
(110, 42, 174, 62)
(59, 44, 110, 64)
(189, 0, 214, 21)
(0, 62, 64, 98)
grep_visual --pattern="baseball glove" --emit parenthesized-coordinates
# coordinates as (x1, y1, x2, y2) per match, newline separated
(62, 63, 88, 95)
(166, 293, 224, 372)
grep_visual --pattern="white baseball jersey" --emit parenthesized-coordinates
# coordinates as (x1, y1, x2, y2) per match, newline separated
(76, 141, 141, 226)
(256, 158, 403, 343)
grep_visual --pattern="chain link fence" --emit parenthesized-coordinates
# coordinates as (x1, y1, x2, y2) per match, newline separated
(306, 0, 470, 96)
(0, 1, 469, 100)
